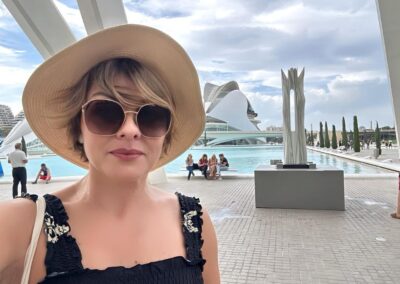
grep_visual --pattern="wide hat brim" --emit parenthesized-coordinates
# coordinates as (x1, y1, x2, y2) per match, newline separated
(23, 24, 205, 170)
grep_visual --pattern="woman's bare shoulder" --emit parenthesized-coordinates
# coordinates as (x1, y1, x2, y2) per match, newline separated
(0, 197, 37, 230)
(200, 207, 220, 283)
(0, 198, 37, 276)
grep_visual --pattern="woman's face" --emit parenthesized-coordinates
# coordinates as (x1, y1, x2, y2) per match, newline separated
(81, 74, 165, 181)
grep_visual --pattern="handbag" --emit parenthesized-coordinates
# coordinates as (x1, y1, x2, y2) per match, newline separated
(21, 196, 46, 284)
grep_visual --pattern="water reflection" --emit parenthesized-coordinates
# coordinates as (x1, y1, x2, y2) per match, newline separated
(168, 146, 393, 174)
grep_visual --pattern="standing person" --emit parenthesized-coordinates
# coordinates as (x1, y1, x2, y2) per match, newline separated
(7, 142, 28, 198)
(32, 163, 51, 184)
(198, 154, 209, 179)
(185, 154, 195, 180)
(0, 25, 220, 283)
(391, 173, 400, 219)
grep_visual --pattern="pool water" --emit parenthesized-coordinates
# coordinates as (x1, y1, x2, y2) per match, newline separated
(0, 145, 393, 180)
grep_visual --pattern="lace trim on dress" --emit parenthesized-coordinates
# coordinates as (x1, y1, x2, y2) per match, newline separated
(43, 194, 83, 277)
(175, 192, 206, 271)
(18, 193, 38, 202)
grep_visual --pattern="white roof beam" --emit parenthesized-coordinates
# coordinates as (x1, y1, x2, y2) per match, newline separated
(376, 0, 400, 158)
(2, 0, 76, 59)
(77, 0, 127, 35)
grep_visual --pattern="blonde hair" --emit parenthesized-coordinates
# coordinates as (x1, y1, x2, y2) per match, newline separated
(210, 154, 217, 163)
(54, 58, 176, 162)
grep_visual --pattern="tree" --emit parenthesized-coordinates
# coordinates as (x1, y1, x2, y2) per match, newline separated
(21, 136, 27, 156)
(332, 125, 338, 149)
(310, 130, 314, 146)
(342, 117, 348, 149)
(324, 121, 330, 148)
(319, 122, 324, 147)
(375, 122, 381, 155)
(353, 116, 360, 152)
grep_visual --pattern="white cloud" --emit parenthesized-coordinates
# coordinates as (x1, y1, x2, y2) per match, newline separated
(54, 0, 86, 39)
(0, 45, 25, 62)
(0, 0, 395, 130)
(0, 65, 33, 86)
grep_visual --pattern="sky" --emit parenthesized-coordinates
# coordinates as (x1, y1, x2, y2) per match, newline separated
(0, 0, 395, 131)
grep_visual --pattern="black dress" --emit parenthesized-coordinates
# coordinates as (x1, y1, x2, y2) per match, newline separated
(28, 193, 205, 283)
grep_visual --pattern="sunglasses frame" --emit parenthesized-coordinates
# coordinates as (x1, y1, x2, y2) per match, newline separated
(81, 98, 172, 138)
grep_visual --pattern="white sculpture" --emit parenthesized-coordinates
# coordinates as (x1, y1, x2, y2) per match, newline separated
(281, 68, 307, 164)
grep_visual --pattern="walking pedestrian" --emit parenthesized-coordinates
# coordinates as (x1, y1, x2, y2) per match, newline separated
(7, 142, 28, 198)
(390, 173, 400, 219)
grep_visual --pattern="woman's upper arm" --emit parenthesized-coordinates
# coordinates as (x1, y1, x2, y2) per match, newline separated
(201, 208, 220, 284)
(0, 199, 35, 279)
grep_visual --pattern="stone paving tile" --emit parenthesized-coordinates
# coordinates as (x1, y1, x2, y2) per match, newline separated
(1, 176, 400, 283)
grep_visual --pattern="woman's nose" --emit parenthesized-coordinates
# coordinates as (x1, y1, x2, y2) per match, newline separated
(115, 113, 141, 139)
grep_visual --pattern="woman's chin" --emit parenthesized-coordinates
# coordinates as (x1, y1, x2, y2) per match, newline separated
(98, 165, 149, 182)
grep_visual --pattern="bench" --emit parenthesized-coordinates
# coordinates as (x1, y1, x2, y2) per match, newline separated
(180, 167, 237, 178)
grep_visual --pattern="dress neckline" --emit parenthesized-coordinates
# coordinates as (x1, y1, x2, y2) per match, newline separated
(43, 193, 190, 272)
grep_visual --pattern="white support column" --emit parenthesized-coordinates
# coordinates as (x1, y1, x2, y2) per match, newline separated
(77, 0, 127, 35)
(376, 0, 400, 157)
(2, 0, 76, 59)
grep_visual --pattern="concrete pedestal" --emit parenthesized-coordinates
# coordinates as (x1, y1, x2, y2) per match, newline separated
(254, 165, 345, 210)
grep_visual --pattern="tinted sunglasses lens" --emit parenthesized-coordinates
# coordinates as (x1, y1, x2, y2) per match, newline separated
(137, 105, 171, 137)
(84, 100, 124, 135)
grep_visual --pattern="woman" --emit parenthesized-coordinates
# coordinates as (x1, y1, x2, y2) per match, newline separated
(198, 154, 209, 179)
(390, 173, 400, 219)
(32, 163, 51, 184)
(208, 155, 218, 179)
(0, 25, 219, 283)
(186, 154, 195, 180)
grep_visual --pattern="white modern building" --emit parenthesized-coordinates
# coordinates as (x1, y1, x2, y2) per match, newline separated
(0, 104, 15, 130)
(0, 0, 399, 158)
(202, 81, 265, 145)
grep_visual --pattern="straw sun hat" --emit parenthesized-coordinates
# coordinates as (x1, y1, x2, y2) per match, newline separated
(23, 24, 205, 170)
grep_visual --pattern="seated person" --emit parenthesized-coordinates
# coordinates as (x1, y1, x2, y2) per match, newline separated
(198, 154, 208, 179)
(32, 163, 51, 184)
(185, 154, 195, 180)
(217, 153, 229, 175)
(208, 154, 218, 179)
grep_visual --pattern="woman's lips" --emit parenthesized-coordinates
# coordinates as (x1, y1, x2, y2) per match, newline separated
(110, 148, 144, 160)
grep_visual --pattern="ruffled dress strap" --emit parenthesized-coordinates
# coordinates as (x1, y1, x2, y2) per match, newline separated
(175, 192, 206, 271)
(42, 194, 83, 278)
(18, 193, 38, 202)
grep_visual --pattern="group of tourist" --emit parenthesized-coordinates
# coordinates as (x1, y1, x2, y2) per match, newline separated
(185, 153, 229, 180)
(7, 142, 51, 198)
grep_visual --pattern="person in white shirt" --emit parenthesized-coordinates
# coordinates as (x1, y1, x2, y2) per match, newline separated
(7, 142, 28, 198)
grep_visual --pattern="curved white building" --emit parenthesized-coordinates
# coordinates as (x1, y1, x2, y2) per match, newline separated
(203, 81, 263, 145)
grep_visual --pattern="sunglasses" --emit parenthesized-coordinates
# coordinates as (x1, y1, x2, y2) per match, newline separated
(82, 99, 171, 137)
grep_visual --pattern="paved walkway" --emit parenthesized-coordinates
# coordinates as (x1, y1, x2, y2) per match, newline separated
(1, 175, 399, 283)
